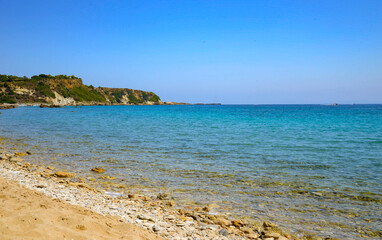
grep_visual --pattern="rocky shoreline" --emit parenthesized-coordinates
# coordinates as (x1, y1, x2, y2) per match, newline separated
(0, 149, 337, 240)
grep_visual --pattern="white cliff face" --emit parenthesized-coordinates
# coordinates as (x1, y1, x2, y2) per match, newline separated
(14, 87, 35, 96)
(119, 94, 130, 104)
(47, 92, 76, 106)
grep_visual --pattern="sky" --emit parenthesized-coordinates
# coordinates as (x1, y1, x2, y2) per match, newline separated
(0, 0, 381, 104)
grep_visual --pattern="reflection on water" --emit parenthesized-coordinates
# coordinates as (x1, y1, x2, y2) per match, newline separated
(0, 105, 381, 239)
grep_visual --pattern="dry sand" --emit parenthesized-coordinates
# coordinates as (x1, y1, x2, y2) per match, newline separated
(0, 176, 164, 240)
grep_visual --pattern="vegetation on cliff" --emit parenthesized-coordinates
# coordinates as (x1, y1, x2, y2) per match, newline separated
(0, 74, 161, 105)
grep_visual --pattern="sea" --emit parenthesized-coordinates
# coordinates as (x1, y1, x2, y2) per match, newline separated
(1, 105, 381, 239)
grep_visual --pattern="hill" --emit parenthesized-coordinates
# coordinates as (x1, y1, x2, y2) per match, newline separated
(0, 74, 162, 106)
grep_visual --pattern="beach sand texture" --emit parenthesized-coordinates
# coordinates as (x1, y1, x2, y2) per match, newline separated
(0, 176, 164, 240)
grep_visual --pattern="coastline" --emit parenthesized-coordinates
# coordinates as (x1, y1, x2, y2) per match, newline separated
(1, 105, 380, 239)
(0, 148, 298, 240)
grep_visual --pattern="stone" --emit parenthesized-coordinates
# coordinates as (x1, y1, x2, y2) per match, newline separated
(91, 167, 105, 173)
(128, 194, 136, 199)
(10, 157, 24, 162)
(218, 228, 229, 236)
(54, 171, 74, 178)
(166, 200, 176, 207)
(69, 182, 89, 188)
(231, 219, 244, 227)
(241, 227, 254, 234)
(213, 217, 231, 227)
(208, 225, 220, 230)
(263, 232, 281, 238)
(76, 225, 86, 230)
(157, 193, 169, 200)
(263, 221, 278, 228)
(195, 207, 202, 212)
(179, 215, 193, 221)
(189, 213, 200, 221)
(208, 203, 220, 209)
(202, 206, 210, 212)
(14, 152, 29, 157)
(153, 225, 164, 232)
(100, 175, 115, 180)
(278, 236, 289, 240)
(247, 233, 260, 239)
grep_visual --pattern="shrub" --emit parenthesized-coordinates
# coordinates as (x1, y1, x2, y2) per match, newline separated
(59, 86, 106, 102)
(35, 82, 55, 98)
(149, 95, 160, 102)
(0, 94, 17, 103)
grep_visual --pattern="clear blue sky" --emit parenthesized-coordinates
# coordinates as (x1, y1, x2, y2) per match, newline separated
(1, 0, 381, 104)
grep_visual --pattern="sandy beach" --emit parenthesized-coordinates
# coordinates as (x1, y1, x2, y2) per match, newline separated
(0, 149, 300, 240)
(0, 176, 164, 240)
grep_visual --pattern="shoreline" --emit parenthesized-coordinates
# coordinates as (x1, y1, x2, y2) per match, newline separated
(0, 149, 300, 240)
(0, 175, 164, 240)
(1, 106, 378, 239)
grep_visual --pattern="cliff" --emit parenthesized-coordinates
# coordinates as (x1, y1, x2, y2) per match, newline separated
(0, 74, 162, 106)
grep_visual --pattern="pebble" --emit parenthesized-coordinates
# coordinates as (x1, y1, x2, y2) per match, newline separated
(218, 228, 229, 236)
(153, 225, 164, 232)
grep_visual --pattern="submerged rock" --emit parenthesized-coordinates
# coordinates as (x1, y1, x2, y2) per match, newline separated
(91, 167, 105, 173)
(263, 221, 278, 228)
(157, 193, 170, 200)
(14, 152, 29, 157)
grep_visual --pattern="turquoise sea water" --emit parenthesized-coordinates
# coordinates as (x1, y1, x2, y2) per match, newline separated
(1, 105, 381, 239)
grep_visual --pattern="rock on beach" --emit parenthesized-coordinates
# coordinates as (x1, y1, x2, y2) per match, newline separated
(54, 171, 75, 178)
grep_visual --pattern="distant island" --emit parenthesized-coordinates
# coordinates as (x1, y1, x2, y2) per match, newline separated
(0, 74, 188, 106)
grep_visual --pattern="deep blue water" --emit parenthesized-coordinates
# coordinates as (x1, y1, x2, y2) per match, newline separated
(1, 105, 381, 239)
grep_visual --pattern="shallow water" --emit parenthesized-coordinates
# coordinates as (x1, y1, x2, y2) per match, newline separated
(1, 105, 381, 239)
